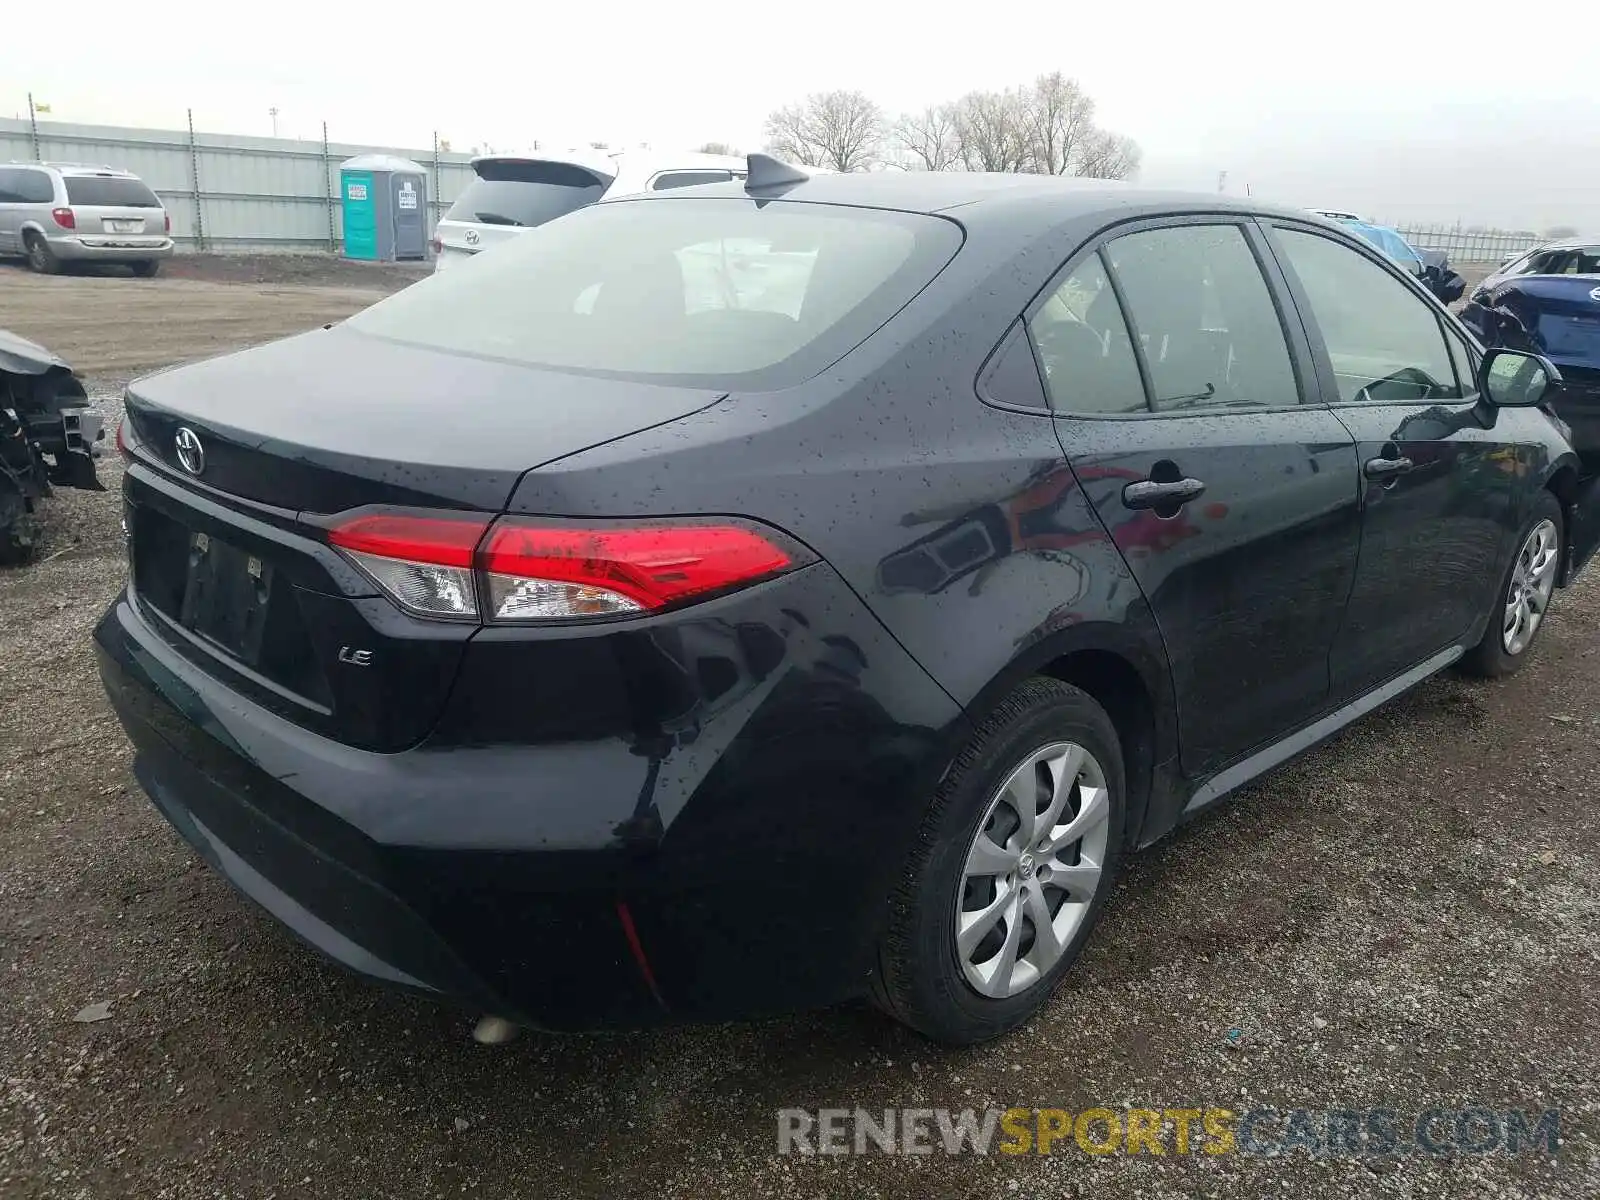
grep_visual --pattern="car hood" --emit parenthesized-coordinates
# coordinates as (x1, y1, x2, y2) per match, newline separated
(0, 328, 73, 376)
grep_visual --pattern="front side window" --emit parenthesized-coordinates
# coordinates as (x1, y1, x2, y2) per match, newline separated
(1546, 246, 1600, 275)
(1105, 224, 1300, 411)
(348, 198, 960, 389)
(1027, 252, 1147, 416)
(1274, 228, 1461, 404)
(1443, 325, 1480, 400)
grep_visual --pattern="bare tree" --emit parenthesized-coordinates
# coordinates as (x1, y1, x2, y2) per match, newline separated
(953, 89, 1033, 173)
(697, 141, 738, 156)
(1024, 72, 1098, 175)
(895, 104, 963, 172)
(1075, 128, 1142, 180)
(763, 91, 885, 172)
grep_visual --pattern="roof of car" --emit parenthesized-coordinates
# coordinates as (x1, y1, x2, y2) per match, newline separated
(4, 161, 138, 176)
(651, 169, 1313, 227)
(1529, 236, 1599, 252)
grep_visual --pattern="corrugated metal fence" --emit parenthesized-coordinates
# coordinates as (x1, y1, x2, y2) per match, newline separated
(1, 115, 1559, 264)
(0, 115, 479, 252)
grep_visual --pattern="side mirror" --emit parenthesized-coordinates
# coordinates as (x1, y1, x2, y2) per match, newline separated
(1480, 348, 1563, 408)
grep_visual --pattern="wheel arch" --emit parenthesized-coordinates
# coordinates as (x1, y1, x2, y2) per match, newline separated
(955, 614, 1179, 851)
(1542, 457, 1585, 585)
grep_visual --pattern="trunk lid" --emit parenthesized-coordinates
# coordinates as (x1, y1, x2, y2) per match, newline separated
(124, 326, 725, 513)
(122, 328, 724, 752)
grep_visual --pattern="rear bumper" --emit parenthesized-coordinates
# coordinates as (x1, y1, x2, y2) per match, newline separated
(96, 563, 963, 1029)
(50, 236, 174, 261)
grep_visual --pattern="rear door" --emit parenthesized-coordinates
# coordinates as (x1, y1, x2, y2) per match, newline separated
(62, 174, 165, 240)
(1036, 217, 1361, 777)
(1263, 220, 1520, 703)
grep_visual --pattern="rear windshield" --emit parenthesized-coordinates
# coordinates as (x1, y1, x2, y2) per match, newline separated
(444, 160, 611, 228)
(64, 176, 161, 207)
(348, 198, 962, 389)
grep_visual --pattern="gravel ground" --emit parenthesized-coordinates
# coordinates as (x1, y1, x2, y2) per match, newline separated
(2, 261, 1597, 1199)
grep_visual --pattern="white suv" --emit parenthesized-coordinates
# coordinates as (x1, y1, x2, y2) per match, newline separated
(431, 149, 750, 272)
(0, 162, 174, 276)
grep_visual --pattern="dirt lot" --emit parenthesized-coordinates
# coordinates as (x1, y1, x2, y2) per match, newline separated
(1, 260, 1597, 1199)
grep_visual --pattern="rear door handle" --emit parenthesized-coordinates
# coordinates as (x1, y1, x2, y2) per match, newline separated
(1363, 456, 1414, 479)
(1123, 478, 1206, 510)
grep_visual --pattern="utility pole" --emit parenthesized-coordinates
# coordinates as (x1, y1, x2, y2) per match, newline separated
(27, 92, 41, 161)
(1217, 170, 1228, 194)
(269, 106, 279, 137)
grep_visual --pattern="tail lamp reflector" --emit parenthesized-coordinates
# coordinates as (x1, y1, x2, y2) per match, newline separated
(329, 514, 488, 620)
(327, 512, 801, 622)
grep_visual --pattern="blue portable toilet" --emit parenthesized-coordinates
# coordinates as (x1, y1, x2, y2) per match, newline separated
(339, 154, 428, 262)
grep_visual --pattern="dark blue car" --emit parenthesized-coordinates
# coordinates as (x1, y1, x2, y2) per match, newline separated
(1463, 239, 1600, 450)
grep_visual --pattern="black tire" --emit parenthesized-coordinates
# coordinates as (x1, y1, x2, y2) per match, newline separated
(24, 234, 60, 276)
(871, 677, 1127, 1045)
(130, 259, 161, 278)
(1460, 490, 1563, 678)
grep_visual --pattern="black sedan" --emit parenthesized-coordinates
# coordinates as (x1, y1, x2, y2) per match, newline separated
(97, 158, 1600, 1045)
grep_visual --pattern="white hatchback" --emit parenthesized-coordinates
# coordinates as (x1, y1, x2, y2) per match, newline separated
(431, 149, 751, 272)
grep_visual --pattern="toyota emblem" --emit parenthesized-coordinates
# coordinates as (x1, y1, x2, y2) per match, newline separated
(174, 426, 205, 476)
(464, 229, 480, 247)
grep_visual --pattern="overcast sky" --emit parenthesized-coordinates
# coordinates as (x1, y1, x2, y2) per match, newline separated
(4, 0, 1595, 232)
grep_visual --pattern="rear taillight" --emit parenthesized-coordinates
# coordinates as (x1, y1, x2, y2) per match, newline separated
(164, 211, 172, 234)
(115, 416, 130, 459)
(326, 511, 807, 623)
(328, 513, 489, 620)
(51, 208, 75, 229)
(482, 520, 797, 620)
(429, 233, 442, 255)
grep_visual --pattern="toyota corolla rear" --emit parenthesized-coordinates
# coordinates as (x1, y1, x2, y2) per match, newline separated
(96, 191, 967, 1028)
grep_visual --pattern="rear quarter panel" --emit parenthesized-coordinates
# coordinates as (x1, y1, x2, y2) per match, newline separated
(502, 203, 1180, 747)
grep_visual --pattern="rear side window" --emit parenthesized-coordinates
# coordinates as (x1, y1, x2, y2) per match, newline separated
(651, 170, 735, 191)
(63, 176, 159, 207)
(348, 197, 961, 390)
(445, 160, 611, 228)
(9, 169, 56, 203)
(1028, 253, 1147, 415)
(1274, 228, 1460, 404)
(1105, 224, 1300, 411)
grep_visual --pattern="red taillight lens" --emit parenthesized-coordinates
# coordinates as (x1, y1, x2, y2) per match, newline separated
(326, 511, 805, 623)
(481, 520, 797, 620)
(115, 416, 129, 459)
(164, 211, 172, 233)
(51, 207, 75, 229)
(429, 233, 442, 255)
(328, 512, 490, 620)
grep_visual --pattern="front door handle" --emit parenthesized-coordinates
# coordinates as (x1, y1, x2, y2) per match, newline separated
(1363, 455, 1414, 480)
(1123, 477, 1206, 510)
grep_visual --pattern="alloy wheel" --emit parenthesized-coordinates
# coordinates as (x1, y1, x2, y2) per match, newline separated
(954, 741, 1111, 999)
(1503, 518, 1558, 656)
